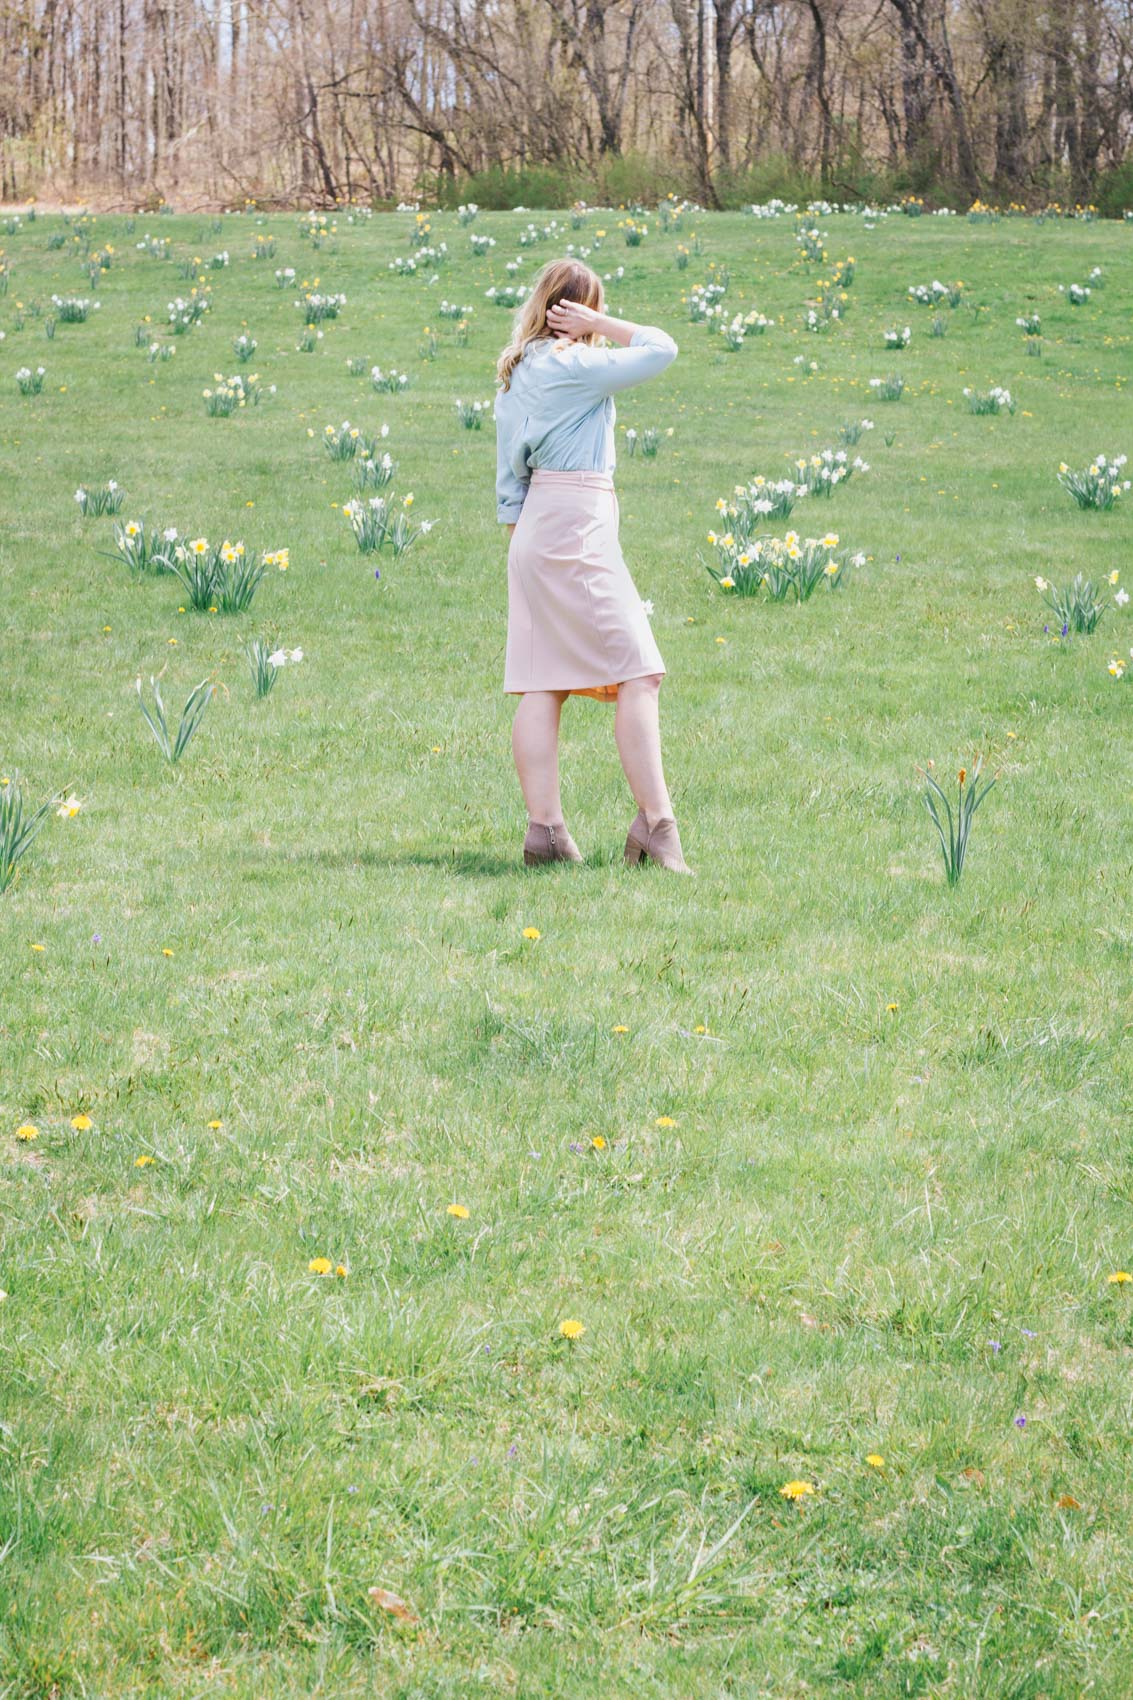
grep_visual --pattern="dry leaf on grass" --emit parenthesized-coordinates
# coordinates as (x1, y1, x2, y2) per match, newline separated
(368, 1586, 419, 1624)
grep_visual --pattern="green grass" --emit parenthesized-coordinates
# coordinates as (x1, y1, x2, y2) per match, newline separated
(1, 203, 1132, 1697)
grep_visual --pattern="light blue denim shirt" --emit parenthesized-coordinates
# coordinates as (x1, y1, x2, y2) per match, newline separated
(494, 324, 678, 523)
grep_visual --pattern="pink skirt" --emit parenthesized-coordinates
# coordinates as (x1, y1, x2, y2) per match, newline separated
(504, 469, 665, 702)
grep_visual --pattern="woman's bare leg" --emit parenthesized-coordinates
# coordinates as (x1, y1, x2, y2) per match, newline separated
(512, 690, 570, 823)
(614, 675, 674, 825)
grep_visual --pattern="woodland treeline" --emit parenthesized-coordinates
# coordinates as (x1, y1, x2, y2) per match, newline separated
(2, 0, 1132, 209)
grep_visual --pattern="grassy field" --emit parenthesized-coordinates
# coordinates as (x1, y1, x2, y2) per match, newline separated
(1, 199, 1132, 1697)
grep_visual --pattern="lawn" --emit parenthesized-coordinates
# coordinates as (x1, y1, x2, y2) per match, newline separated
(1, 199, 1132, 1697)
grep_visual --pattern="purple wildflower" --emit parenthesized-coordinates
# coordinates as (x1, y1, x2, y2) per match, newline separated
(1014, 1415, 1027, 1428)
(988, 1340, 1001, 1353)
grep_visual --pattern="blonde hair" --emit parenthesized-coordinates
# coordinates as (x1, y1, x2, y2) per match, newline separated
(496, 258, 604, 390)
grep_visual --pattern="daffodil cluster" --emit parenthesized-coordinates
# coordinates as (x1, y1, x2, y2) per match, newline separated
(485, 284, 528, 308)
(705, 528, 864, 601)
(964, 385, 1015, 415)
(344, 493, 434, 559)
(297, 290, 347, 320)
(50, 294, 99, 322)
(908, 278, 963, 307)
(1057, 454, 1129, 510)
(1034, 569, 1120, 635)
(714, 309, 773, 350)
(321, 418, 389, 461)
(166, 291, 210, 332)
(74, 479, 122, 517)
(370, 366, 410, 393)
(161, 536, 286, 612)
(791, 447, 870, 496)
(454, 398, 491, 430)
(202, 372, 273, 416)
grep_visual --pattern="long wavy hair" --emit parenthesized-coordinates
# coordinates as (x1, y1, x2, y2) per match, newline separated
(495, 258, 605, 391)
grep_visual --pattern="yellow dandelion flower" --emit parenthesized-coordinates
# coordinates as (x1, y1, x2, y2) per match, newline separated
(308, 1256, 333, 1275)
(591, 1136, 607, 1150)
(886, 1002, 899, 1013)
(1107, 1271, 1132, 1285)
(865, 1454, 885, 1468)
(559, 1318, 585, 1339)
(15, 1124, 39, 1141)
(612, 1024, 629, 1034)
(655, 1115, 676, 1128)
(446, 1203, 470, 1219)
(335, 1264, 348, 1277)
(779, 1480, 814, 1500)
(207, 1119, 223, 1130)
(70, 1114, 93, 1132)
(161, 947, 174, 957)
(522, 927, 541, 941)
(134, 1154, 154, 1167)
(30, 943, 46, 953)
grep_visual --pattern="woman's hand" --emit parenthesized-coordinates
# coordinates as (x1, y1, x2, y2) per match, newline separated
(546, 299, 604, 341)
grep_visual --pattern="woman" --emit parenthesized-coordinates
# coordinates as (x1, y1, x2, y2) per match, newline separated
(495, 258, 692, 875)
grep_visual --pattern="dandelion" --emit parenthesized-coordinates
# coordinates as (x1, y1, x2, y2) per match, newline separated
(865, 1454, 885, 1468)
(521, 926, 541, 940)
(15, 1124, 39, 1141)
(134, 1154, 154, 1167)
(308, 1256, 333, 1275)
(335, 1264, 348, 1278)
(446, 1204, 470, 1219)
(1107, 1271, 1132, 1284)
(780, 1480, 814, 1499)
(70, 1113, 93, 1131)
(886, 1002, 898, 1013)
(655, 1115, 676, 1128)
(591, 1136, 607, 1150)
(559, 1318, 585, 1339)
(161, 947, 174, 957)
(612, 1024, 629, 1034)
(207, 1119, 223, 1130)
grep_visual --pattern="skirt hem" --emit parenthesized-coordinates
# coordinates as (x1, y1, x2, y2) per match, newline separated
(504, 666, 666, 703)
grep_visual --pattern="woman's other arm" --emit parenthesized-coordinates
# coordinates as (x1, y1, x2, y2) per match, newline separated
(494, 395, 530, 525)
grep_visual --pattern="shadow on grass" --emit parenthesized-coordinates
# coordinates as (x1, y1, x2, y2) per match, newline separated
(252, 844, 621, 878)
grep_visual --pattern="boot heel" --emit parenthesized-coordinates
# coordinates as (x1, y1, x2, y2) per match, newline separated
(623, 843, 645, 867)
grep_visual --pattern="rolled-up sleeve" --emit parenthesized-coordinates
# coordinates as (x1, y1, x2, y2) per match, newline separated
(569, 324, 679, 399)
(495, 399, 530, 523)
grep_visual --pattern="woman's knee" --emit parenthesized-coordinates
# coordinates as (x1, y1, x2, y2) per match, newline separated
(622, 672, 664, 695)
